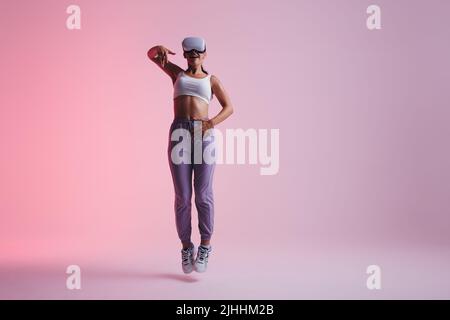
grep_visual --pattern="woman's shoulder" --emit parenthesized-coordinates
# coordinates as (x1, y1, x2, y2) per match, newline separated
(209, 74, 218, 82)
(210, 74, 222, 86)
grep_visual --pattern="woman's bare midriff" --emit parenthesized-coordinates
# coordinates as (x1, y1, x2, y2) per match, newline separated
(173, 95, 209, 120)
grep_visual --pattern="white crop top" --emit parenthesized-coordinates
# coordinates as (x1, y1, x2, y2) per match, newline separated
(173, 71, 214, 104)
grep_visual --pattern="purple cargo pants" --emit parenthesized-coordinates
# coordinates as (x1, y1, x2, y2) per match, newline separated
(167, 117, 216, 244)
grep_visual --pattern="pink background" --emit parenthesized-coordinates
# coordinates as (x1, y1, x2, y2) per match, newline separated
(1, 0, 449, 299)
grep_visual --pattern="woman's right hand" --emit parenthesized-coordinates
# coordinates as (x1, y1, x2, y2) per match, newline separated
(155, 45, 176, 67)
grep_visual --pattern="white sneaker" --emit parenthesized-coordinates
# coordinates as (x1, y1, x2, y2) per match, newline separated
(181, 244, 195, 274)
(194, 245, 212, 273)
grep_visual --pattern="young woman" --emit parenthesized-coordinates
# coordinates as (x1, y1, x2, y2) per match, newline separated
(147, 37, 233, 273)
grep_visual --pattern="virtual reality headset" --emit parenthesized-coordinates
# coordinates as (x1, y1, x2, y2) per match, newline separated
(182, 36, 206, 53)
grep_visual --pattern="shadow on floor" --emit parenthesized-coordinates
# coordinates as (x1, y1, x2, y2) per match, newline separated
(85, 269, 201, 283)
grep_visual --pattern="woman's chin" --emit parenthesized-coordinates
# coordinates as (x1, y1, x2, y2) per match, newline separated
(188, 61, 201, 67)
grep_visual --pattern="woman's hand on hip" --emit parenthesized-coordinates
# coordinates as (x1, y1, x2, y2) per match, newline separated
(202, 120, 214, 138)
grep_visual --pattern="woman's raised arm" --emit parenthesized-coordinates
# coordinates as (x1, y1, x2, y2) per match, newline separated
(147, 45, 183, 83)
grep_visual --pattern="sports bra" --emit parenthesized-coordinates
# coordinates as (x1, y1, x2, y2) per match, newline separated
(173, 71, 214, 105)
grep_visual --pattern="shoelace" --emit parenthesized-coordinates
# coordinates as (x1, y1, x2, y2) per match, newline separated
(197, 247, 210, 264)
(181, 248, 193, 265)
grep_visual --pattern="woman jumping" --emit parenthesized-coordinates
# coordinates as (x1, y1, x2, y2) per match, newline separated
(147, 37, 234, 273)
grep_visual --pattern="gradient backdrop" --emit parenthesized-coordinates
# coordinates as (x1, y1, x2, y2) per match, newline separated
(1, 0, 449, 299)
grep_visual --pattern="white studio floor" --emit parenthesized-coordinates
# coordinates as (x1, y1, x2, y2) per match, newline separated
(1, 243, 449, 299)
